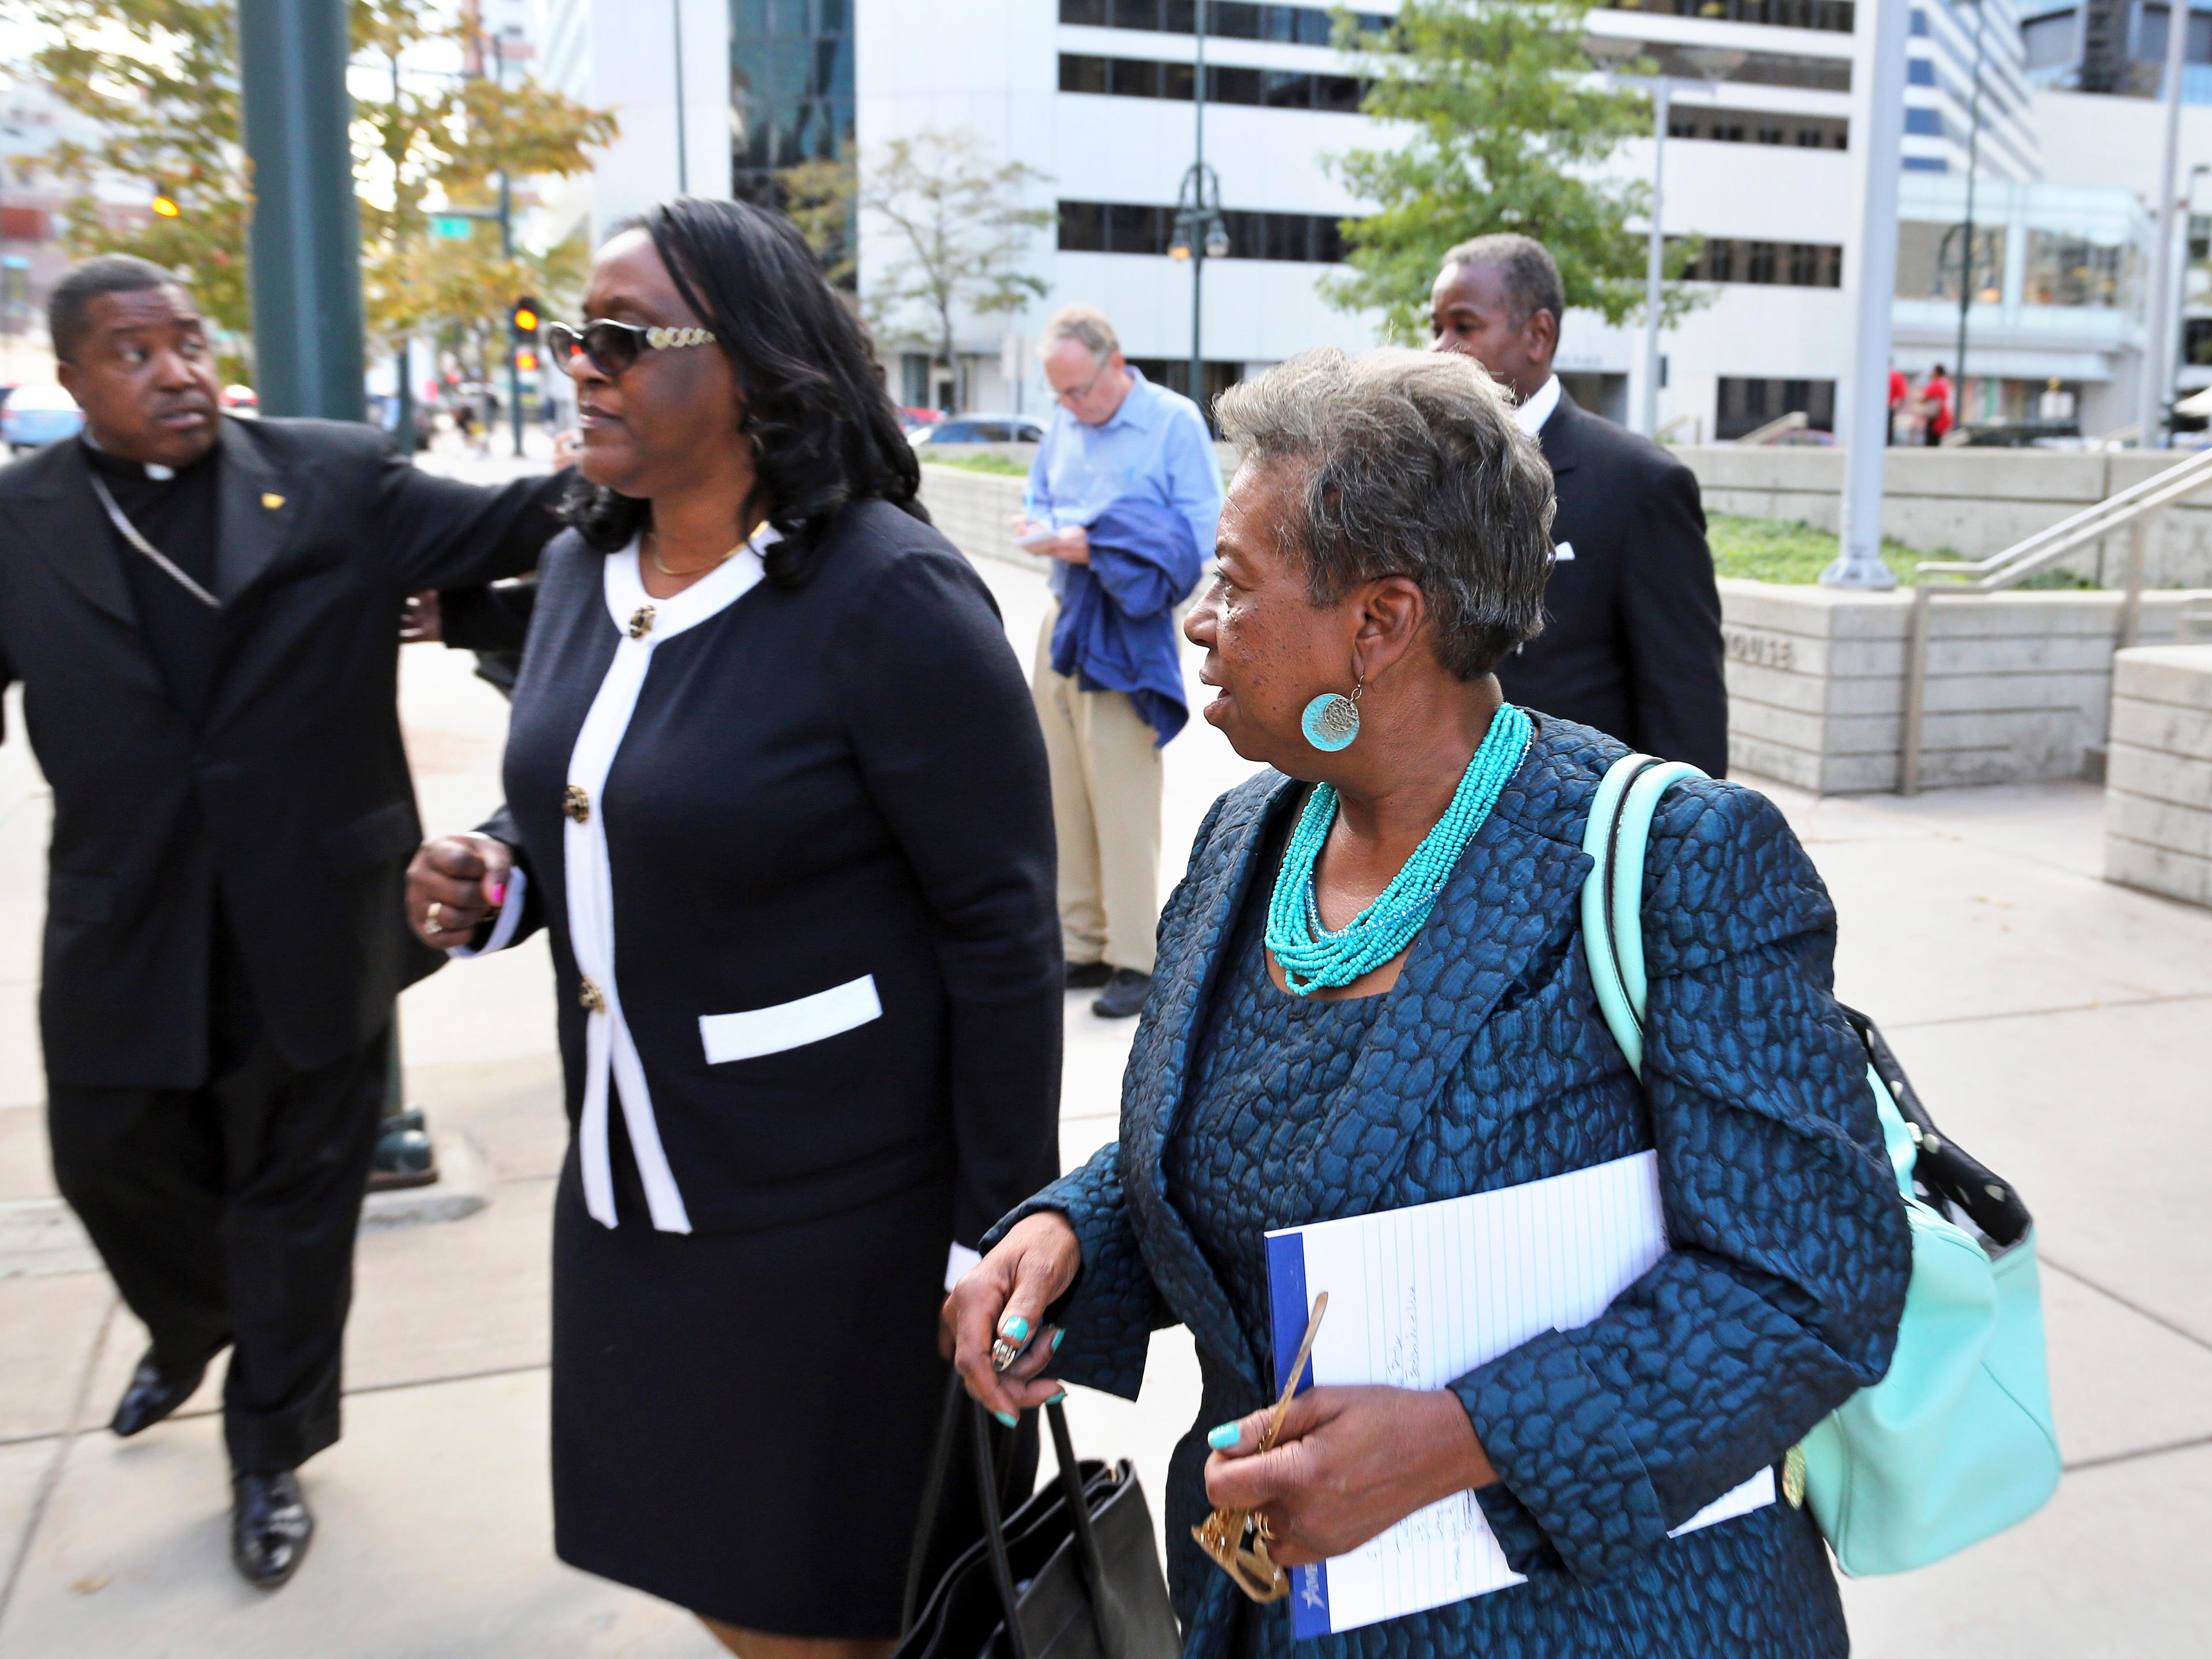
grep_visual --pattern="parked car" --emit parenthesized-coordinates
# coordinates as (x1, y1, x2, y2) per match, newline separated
(221, 383, 259, 415)
(3, 381, 85, 451)
(897, 406, 944, 435)
(911, 412, 1044, 446)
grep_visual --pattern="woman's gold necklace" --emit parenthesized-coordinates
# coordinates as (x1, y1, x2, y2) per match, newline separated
(645, 529, 743, 578)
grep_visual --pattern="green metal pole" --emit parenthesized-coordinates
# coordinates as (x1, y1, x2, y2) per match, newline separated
(237, 0, 366, 421)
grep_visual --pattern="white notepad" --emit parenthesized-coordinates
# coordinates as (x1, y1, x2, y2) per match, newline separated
(1263, 1152, 1775, 1638)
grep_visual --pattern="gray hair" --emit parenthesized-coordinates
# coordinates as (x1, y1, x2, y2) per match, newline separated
(1040, 304, 1119, 362)
(1440, 233, 1565, 335)
(1215, 348, 1553, 680)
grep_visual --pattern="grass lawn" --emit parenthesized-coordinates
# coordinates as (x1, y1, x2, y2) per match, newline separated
(1705, 514, 2098, 589)
(918, 450, 1028, 477)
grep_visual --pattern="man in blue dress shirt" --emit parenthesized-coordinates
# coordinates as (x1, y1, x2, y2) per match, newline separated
(1015, 306, 1222, 1018)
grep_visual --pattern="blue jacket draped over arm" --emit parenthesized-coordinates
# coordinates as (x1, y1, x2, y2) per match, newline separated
(1049, 498, 1202, 747)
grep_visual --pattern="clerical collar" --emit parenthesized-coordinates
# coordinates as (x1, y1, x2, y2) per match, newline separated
(81, 430, 202, 483)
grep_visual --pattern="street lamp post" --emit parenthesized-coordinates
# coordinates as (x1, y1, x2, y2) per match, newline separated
(1641, 80, 1670, 439)
(2141, 0, 2191, 446)
(1589, 40, 1741, 438)
(1168, 0, 1229, 408)
(1823, 0, 1913, 589)
(237, 0, 366, 421)
(1953, 0, 1987, 426)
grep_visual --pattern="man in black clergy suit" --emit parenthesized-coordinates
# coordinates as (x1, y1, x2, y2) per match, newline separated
(0, 256, 566, 1588)
(1429, 234, 1729, 775)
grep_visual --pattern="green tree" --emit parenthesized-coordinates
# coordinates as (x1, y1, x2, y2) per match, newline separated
(1322, 0, 1704, 343)
(774, 154, 859, 287)
(17, 0, 615, 381)
(858, 130, 1053, 408)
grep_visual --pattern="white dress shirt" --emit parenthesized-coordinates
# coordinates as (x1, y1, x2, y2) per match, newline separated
(1514, 374, 1562, 438)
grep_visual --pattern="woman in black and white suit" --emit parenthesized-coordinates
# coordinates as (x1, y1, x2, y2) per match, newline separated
(404, 199, 1062, 1658)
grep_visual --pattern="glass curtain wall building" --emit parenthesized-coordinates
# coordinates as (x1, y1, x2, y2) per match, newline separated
(732, 1, 856, 204)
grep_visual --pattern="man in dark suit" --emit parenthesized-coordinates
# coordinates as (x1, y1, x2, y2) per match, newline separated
(0, 256, 566, 1588)
(1429, 234, 1728, 775)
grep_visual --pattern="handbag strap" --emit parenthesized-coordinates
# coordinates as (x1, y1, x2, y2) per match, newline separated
(1579, 753, 1706, 1078)
(1578, 753, 1923, 1198)
(971, 1400, 1036, 1659)
(900, 1374, 971, 1631)
(970, 1398, 1112, 1659)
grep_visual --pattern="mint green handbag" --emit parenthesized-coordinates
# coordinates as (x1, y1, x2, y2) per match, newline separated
(1580, 753, 2061, 1575)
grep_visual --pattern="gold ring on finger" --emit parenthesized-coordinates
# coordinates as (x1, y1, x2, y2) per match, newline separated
(425, 900, 444, 935)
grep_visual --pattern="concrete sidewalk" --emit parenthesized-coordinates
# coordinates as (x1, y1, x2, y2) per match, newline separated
(1, 546, 2207, 1656)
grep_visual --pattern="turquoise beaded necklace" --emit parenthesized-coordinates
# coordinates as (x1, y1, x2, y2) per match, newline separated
(1266, 702, 1533, 996)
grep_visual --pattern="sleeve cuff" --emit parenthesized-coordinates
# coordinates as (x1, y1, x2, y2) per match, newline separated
(1451, 1328, 1672, 1584)
(447, 866, 528, 959)
(944, 1241, 982, 1293)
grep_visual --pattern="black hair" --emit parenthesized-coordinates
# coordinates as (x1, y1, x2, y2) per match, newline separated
(1439, 233, 1567, 339)
(48, 254, 182, 363)
(561, 196, 922, 586)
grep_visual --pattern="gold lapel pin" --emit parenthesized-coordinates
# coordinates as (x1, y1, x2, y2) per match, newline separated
(262, 493, 284, 510)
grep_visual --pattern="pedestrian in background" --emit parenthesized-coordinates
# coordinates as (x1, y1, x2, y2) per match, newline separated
(1016, 305, 1222, 1020)
(1429, 234, 1729, 778)
(407, 198, 1062, 1659)
(0, 255, 568, 1589)
(1921, 364, 1956, 445)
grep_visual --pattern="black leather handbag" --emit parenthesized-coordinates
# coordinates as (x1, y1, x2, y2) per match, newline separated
(896, 1380, 1181, 1659)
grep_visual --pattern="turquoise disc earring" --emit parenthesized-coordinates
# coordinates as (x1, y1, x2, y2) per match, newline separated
(1301, 677, 1363, 752)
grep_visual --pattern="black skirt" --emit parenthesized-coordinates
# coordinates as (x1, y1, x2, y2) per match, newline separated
(550, 1135, 957, 1636)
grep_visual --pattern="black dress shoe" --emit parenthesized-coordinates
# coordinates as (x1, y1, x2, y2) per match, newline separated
(368, 1104, 438, 1191)
(232, 1469, 314, 1590)
(110, 1349, 205, 1438)
(1092, 968, 1152, 1020)
(1063, 959, 1113, 990)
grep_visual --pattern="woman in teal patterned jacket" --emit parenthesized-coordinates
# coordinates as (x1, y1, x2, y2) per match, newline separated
(946, 349, 1912, 1659)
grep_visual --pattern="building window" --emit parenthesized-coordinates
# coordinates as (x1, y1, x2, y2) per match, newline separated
(2184, 317, 2212, 366)
(1599, 0, 1855, 33)
(1058, 53, 1364, 109)
(1715, 377, 1836, 441)
(1058, 199, 1349, 262)
(1894, 222, 2007, 301)
(1907, 56, 1937, 85)
(732, 0, 856, 207)
(1059, 1, 1391, 41)
(2023, 230, 2131, 308)
(2021, 10, 2080, 70)
(1677, 238, 1843, 287)
(1123, 356, 1244, 413)
(1903, 106, 1944, 137)
(1668, 105, 1847, 148)
(1594, 40, 1853, 90)
(1902, 155, 1949, 172)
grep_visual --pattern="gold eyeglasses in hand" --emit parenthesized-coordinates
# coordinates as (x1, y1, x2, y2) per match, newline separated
(1193, 1291, 1327, 1604)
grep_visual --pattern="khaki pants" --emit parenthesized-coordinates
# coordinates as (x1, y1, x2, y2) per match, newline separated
(1032, 607, 1162, 976)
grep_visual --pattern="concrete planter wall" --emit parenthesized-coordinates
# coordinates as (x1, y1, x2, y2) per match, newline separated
(1681, 445, 2212, 585)
(920, 462, 2212, 797)
(1721, 582, 2210, 793)
(2105, 646, 2212, 909)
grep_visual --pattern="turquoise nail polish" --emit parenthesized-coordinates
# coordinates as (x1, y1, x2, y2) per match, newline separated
(1051, 1329, 1066, 1353)
(999, 1314, 1030, 1343)
(994, 1410, 1019, 1429)
(1047, 1391, 1067, 1406)
(1207, 1422, 1240, 1451)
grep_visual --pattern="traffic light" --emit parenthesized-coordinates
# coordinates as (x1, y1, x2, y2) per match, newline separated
(515, 347, 539, 373)
(509, 296, 540, 341)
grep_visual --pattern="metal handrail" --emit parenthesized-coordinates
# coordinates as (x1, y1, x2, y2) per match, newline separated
(1897, 446, 2212, 794)
(1734, 410, 1808, 446)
